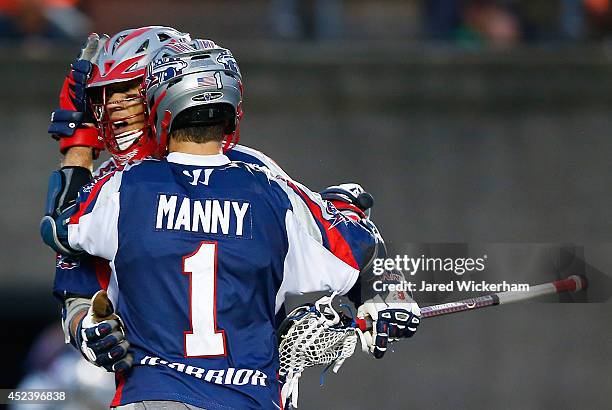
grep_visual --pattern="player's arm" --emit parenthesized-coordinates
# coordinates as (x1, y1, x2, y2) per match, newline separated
(270, 176, 377, 299)
(41, 33, 110, 253)
(45, 152, 125, 369)
(53, 254, 106, 334)
(43, 170, 132, 372)
(277, 180, 420, 358)
(321, 183, 420, 358)
(41, 165, 123, 259)
(53, 253, 132, 373)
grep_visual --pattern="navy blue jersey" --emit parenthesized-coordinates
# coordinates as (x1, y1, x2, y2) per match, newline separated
(52, 145, 292, 303)
(67, 152, 376, 409)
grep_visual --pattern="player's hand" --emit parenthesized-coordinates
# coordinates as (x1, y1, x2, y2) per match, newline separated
(357, 295, 420, 359)
(75, 290, 133, 373)
(49, 33, 108, 154)
(320, 183, 374, 220)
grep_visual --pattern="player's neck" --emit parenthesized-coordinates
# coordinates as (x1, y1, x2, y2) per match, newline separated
(168, 140, 223, 156)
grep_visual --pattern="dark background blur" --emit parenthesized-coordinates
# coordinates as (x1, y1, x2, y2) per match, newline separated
(1, 1, 612, 409)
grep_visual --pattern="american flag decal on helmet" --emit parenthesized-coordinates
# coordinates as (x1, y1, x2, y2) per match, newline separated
(197, 72, 221, 88)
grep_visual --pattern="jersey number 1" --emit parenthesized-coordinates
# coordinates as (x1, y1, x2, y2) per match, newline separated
(183, 242, 226, 357)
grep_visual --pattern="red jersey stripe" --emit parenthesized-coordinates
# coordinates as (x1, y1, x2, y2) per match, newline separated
(285, 181, 359, 270)
(69, 173, 114, 225)
(94, 257, 111, 290)
(111, 372, 126, 407)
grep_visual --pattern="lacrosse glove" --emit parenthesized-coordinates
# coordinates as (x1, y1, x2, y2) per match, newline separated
(320, 183, 374, 220)
(357, 294, 421, 359)
(71, 290, 133, 373)
(49, 33, 107, 156)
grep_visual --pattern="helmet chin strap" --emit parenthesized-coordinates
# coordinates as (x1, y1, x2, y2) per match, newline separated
(222, 104, 243, 152)
(222, 123, 240, 152)
(156, 110, 172, 158)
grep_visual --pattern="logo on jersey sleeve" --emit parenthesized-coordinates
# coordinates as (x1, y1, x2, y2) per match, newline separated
(155, 194, 252, 238)
(56, 254, 80, 270)
(323, 201, 349, 229)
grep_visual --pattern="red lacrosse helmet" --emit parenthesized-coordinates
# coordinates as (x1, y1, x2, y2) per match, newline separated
(87, 26, 191, 162)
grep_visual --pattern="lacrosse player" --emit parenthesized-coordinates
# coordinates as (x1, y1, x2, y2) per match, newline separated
(43, 27, 317, 376)
(42, 39, 420, 409)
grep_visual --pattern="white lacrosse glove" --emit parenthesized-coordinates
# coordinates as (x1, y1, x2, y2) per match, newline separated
(74, 290, 133, 373)
(357, 293, 420, 359)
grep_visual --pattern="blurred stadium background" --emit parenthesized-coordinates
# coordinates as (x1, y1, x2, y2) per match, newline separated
(1, 0, 612, 409)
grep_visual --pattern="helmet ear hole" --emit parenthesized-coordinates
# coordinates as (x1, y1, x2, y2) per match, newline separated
(87, 86, 104, 105)
(112, 35, 126, 53)
(136, 39, 149, 53)
(104, 60, 115, 72)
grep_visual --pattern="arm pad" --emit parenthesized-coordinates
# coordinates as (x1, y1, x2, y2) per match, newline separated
(40, 167, 92, 256)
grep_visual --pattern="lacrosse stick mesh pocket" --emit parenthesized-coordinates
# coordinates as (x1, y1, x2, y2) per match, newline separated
(279, 311, 357, 376)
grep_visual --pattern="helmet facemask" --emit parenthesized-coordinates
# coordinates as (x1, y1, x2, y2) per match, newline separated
(89, 78, 157, 161)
